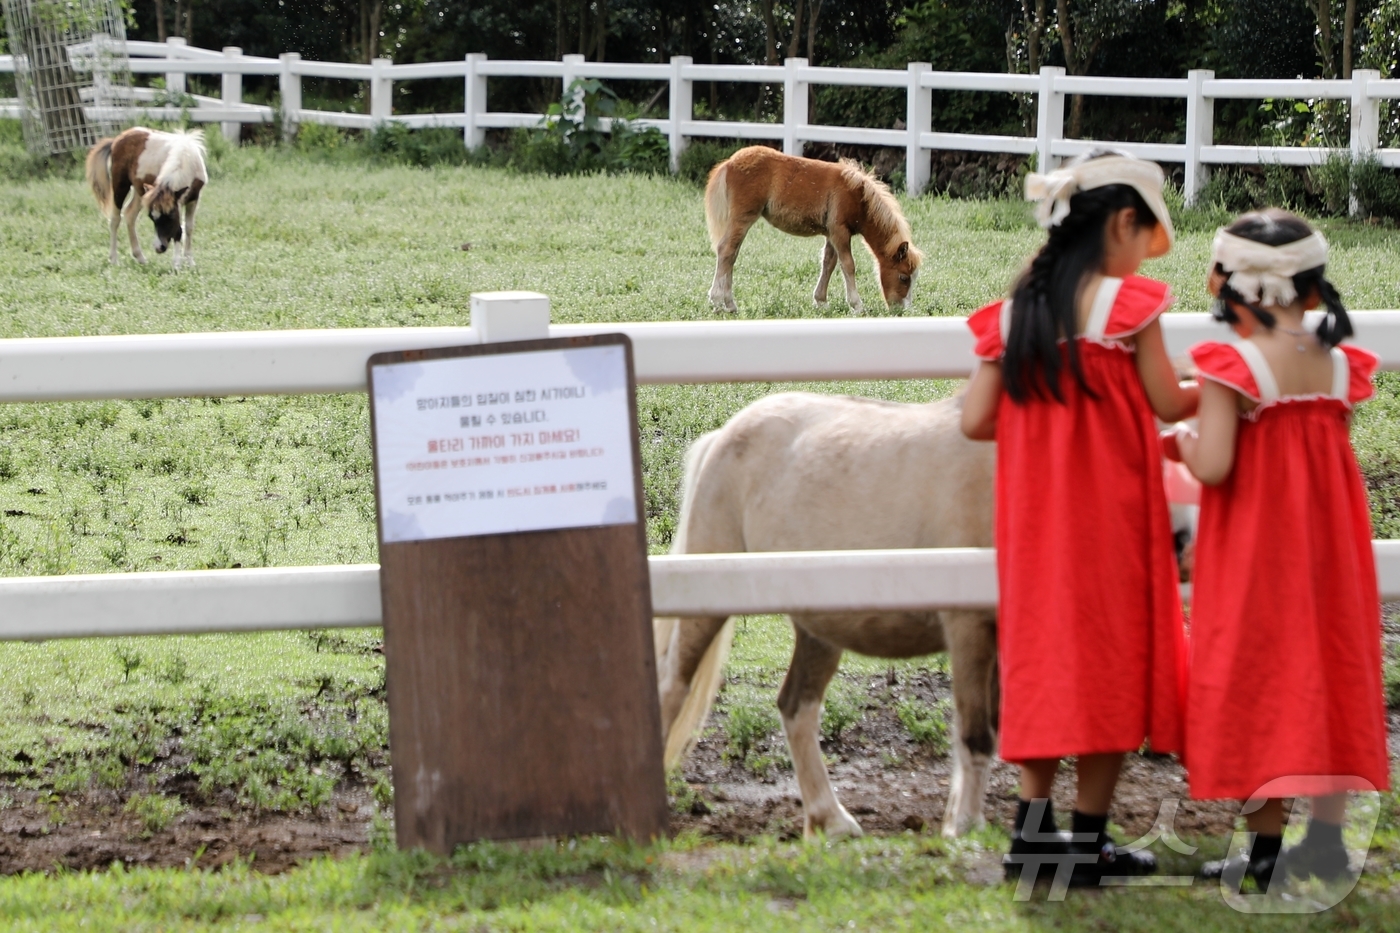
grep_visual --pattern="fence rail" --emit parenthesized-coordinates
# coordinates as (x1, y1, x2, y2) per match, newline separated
(0, 306, 1392, 639)
(5, 40, 1400, 202)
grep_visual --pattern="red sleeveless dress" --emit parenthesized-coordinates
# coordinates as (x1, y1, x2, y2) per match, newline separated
(1186, 340, 1390, 799)
(969, 275, 1187, 762)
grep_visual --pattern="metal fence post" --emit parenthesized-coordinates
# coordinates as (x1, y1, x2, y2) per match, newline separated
(783, 57, 808, 157)
(1184, 69, 1214, 206)
(221, 46, 242, 143)
(1035, 66, 1065, 172)
(669, 55, 693, 174)
(1352, 68, 1382, 216)
(464, 53, 487, 149)
(165, 37, 187, 97)
(279, 53, 302, 140)
(370, 57, 392, 128)
(906, 62, 932, 196)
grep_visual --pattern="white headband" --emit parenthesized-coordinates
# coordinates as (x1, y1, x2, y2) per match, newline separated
(1025, 156, 1174, 256)
(1211, 229, 1328, 307)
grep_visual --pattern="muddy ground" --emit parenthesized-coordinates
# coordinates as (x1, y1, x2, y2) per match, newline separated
(5, 657, 1394, 877)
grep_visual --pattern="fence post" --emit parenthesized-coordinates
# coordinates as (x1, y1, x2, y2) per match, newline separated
(279, 53, 302, 141)
(561, 53, 585, 113)
(165, 37, 187, 97)
(370, 57, 393, 128)
(221, 47, 242, 144)
(1035, 65, 1064, 172)
(464, 53, 487, 150)
(1184, 69, 1214, 206)
(668, 55, 693, 175)
(1352, 68, 1381, 217)
(783, 58, 809, 156)
(906, 62, 932, 196)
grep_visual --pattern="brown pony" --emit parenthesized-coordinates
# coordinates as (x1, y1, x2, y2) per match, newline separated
(704, 146, 924, 314)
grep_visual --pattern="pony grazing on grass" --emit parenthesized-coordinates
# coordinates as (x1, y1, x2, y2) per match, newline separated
(85, 127, 207, 270)
(704, 146, 923, 314)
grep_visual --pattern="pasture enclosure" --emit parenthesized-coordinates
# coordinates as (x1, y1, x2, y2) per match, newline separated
(5, 39, 1400, 203)
(0, 155, 1395, 926)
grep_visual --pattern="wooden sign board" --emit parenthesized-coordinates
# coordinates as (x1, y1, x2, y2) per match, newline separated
(367, 334, 667, 852)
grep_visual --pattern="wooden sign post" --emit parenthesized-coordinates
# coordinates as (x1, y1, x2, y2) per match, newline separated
(367, 296, 666, 852)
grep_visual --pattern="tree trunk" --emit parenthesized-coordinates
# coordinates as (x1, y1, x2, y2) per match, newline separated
(184, 0, 194, 42)
(1055, 0, 1084, 136)
(761, 0, 778, 66)
(806, 0, 823, 63)
(595, 0, 607, 61)
(368, 0, 382, 61)
(155, 0, 167, 43)
(29, 19, 90, 151)
(556, 0, 565, 61)
(1310, 0, 1335, 78)
(787, 0, 805, 61)
(1028, 0, 1046, 72)
(578, 0, 588, 57)
(1343, 0, 1356, 78)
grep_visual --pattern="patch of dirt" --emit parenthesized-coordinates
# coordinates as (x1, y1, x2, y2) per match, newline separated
(669, 665, 1250, 845)
(0, 787, 374, 874)
(3, 616, 1397, 875)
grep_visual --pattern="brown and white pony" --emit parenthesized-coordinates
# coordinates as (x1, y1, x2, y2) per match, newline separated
(655, 391, 998, 839)
(85, 127, 207, 270)
(704, 146, 924, 314)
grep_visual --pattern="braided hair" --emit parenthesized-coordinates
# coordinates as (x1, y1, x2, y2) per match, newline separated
(1004, 152, 1159, 404)
(1211, 209, 1353, 348)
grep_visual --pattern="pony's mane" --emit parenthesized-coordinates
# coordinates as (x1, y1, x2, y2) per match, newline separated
(839, 159, 915, 257)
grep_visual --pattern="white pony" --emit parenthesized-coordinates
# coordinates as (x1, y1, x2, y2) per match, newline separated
(85, 127, 207, 270)
(655, 391, 999, 839)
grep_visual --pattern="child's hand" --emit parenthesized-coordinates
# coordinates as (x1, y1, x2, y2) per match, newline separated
(1159, 426, 1184, 462)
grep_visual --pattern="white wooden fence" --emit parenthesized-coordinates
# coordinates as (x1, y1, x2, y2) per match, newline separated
(4, 38, 1400, 202)
(0, 303, 1399, 641)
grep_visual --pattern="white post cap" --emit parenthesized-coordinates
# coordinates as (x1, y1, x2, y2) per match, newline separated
(469, 291, 552, 344)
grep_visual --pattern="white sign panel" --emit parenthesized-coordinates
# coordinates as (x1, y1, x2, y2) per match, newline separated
(371, 344, 637, 543)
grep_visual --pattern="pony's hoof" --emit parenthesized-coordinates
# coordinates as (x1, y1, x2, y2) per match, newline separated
(812, 297, 829, 308)
(848, 306, 865, 317)
(804, 806, 864, 840)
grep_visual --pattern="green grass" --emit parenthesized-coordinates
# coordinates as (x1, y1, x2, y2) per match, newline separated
(2, 125, 1400, 926)
(0, 833, 1399, 931)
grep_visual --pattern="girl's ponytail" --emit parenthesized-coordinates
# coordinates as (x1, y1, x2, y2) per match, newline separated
(1312, 277, 1353, 348)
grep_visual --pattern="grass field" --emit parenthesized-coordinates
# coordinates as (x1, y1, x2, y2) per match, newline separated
(1, 124, 1399, 929)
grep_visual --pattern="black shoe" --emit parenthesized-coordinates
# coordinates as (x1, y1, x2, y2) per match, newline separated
(1003, 829, 1073, 882)
(1068, 833, 1158, 886)
(1283, 835, 1353, 883)
(1200, 849, 1283, 893)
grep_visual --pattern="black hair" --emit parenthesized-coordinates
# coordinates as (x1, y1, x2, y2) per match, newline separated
(1211, 208, 1352, 348)
(1004, 150, 1159, 404)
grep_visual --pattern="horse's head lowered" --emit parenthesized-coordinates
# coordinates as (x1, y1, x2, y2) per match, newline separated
(144, 184, 185, 254)
(877, 240, 924, 310)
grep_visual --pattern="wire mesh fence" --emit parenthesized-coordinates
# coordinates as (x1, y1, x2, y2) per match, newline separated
(1, 0, 129, 155)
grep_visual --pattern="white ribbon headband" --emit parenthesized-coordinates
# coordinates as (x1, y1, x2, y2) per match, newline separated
(1024, 156, 1175, 257)
(1211, 229, 1328, 307)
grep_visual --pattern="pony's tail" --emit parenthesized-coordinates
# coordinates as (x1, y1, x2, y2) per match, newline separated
(704, 160, 731, 251)
(658, 429, 736, 771)
(85, 138, 116, 220)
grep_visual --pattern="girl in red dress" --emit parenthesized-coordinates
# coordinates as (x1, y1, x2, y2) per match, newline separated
(1167, 209, 1389, 891)
(962, 151, 1198, 885)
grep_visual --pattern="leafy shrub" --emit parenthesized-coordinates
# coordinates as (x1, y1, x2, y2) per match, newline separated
(896, 698, 950, 756)
(723, 697, 779, 763)
(678, 140, 742, 186)
(1352, 156, 1400, 220)
(124, 792, 186, 837)
(820, 682, 863, 744)
(1385, 642, 1400, 708)
(367, 124, 470, 168)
